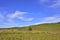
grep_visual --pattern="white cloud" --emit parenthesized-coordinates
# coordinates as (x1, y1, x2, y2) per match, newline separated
(49, 0, 60, 8)
(44, 17, 56, 21)
(34, 22, 50, 25)
(7, 11, 34, 21)
(8, 11, 27, 18)
(40, 0, 60, 8)
(34, 14, 60, 25)
(1, 11, 34, 28)
(44, 16, 60, 22)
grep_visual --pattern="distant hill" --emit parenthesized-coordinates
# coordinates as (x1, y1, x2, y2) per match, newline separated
(0, 22, 60, 31)
(0, 22, 60, 40)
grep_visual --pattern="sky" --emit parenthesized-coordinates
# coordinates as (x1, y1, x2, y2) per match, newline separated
(0, 0, 60, 28)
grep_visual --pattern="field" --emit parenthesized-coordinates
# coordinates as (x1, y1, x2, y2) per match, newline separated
(0, 22, 60, 40)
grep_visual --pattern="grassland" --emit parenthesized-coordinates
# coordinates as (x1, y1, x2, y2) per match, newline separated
(0, 22, 60, 40)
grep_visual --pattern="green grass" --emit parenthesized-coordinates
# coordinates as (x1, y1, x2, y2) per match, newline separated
(0, 31, 60, 40)
(0, 22, 60, 40)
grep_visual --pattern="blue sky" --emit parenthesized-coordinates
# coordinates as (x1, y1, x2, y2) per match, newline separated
(0, 0, 60, 28)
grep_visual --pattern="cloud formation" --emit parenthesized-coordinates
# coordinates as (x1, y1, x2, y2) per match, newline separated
(34, 14, 60, 24)
(8, 11, 27, 18)
(40, 0, 60, 8)
(0, 11, 34, 28)
(44, 16, 60, 22)
(49, 0, 60, 8)
(7, 11, 34, 21)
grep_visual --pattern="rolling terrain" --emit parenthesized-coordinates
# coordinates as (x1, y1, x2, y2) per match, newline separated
(0, 22, 60, 40)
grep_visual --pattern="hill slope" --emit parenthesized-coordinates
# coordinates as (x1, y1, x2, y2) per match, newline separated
(0, 22, 60, 40)
(0, 22, 60, 31)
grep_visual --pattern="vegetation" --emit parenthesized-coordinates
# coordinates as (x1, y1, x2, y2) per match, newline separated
(28, 27, 32, 31)
(0, 22, 60, 40)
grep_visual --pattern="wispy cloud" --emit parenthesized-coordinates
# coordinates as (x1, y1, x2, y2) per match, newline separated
(0, 11, 34, 28)
(8, 11, 27, 18)
(7, 11, 34, 21)
(34, 14, 60, 24)
(49, 0, 60, 8)
(40, 0, 60, 8)
(44, 16, 60, 22)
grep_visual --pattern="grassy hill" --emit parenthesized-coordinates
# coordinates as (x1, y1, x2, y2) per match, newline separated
(0, 22, 60, 31)
(0, 22, 60, 40)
